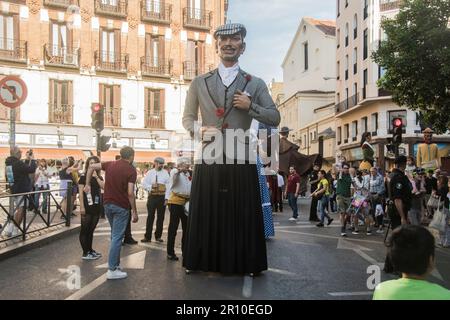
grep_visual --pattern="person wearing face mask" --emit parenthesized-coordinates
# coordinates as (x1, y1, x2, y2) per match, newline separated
(141, 157, 170, 243)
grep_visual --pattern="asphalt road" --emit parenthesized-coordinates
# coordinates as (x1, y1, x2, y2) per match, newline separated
(0, 199, 449, 300)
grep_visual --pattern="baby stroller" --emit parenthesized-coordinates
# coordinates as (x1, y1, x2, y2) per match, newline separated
(347, 193, 371, 231)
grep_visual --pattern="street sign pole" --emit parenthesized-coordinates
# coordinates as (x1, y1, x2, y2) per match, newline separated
(96, 131, 101, 157)
(9, 108, 16, 154)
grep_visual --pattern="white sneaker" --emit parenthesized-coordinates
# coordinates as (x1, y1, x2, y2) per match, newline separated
(288, 217, 297, 222)
(376, 229, 384, 234)
(107, 268, 128, 280)
(11, 226, 20, 237)
(3, 223, 13, 237)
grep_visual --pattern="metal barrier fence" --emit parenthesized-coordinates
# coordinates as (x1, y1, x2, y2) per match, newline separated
(0, 182, 73, 243)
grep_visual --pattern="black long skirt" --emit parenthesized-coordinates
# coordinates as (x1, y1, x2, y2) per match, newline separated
(183, 162, 268, 274)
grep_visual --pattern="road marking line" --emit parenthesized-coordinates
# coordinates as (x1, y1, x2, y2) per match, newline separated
(328, 291, 373, 297)
(268, 268, 296, 276)
(289, 241, 321, 247)
(242, 276, 253, 298)
(277, 229, 382, 245)
(275, 225, 342, 229)
(65, 274, 107, 300)
(139, 242, 183, 255)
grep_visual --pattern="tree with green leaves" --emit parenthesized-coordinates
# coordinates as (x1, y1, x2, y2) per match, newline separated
(373, 0, 450, 133)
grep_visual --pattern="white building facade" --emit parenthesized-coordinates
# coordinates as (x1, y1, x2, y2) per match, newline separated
(279, 17, 337, 166)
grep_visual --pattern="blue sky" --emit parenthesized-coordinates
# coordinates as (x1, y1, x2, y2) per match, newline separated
(227, 0, 336, 83)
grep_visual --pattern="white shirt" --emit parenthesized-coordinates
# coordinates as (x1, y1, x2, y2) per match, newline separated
(277, 174, 285, 187)
(35, 168, 50, 187)
(353, 175, 370, 196)
(142, 169, 171, 200)
(218, 62, 239, 87)
(169, 168, 192, 197)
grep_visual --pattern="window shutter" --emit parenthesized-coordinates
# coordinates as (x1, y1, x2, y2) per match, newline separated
(144, 88, 149, 127)
(13, 15, 19, 49)
(68, 81, 73, 123)
(113, 85, 121, 126)
(198, 41, 205, 73)
(48, 79, 55, 122)
(145, 33, 151, 62)
(159, 89, 165, 115)
(159, 36, 165, 63)
(99, 83, 105, 105)
(114, 29, 121, 60)
(67, 27, 73, 51)
(99, 29, 103, 63)
(49, 22, 53, 50)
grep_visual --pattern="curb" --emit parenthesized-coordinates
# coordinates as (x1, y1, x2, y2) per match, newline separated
(0, 224, 81, 262)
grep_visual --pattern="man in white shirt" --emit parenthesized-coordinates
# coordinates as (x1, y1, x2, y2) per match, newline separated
(141, 157, 170, 243)
(166, 158, 192, 261)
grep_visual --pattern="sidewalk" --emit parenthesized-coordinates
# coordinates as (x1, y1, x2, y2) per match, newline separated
(0, 210, 81, 261)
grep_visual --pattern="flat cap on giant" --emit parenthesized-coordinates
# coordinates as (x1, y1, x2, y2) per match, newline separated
(214, 23, 247, 40)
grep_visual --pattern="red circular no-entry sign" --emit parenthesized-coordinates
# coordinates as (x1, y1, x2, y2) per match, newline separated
(0, 76, 28, 109)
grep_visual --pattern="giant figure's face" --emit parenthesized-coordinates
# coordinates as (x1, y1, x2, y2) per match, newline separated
(216, 34, 246, 62)
(424, 133, 433, 144)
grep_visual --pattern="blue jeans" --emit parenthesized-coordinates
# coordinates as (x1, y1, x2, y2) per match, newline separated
(288, 193, 299, 218)
(318, 195, 331, 224)
(34, 185, 49, 213)
(104, 203, 129, 271)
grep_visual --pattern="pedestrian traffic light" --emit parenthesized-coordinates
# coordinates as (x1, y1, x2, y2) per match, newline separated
(97, 135, 111, 152)
(91, 103, 104, 132)
(392, 118, 403, 145)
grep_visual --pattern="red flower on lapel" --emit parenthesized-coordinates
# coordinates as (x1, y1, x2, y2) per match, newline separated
(216, 107, 225, 118)
(245, 74, 252, 82)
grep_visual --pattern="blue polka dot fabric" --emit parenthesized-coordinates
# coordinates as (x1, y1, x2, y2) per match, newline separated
(257, 157, 275, 238)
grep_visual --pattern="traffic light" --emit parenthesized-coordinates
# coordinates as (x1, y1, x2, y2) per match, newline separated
(392, 118, 403, 145)
(91, 103, 104, 132)
(97, 135, 111, 152)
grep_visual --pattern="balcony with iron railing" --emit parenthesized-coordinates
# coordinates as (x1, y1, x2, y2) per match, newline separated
(49, 104, 73, 124)
(141, 1, 172, 24)
(183, 61, 214, 80)
(95, 51, 129, 73)
(336, 93, 359, 114)
(183, 7, 212, 30)
(104, 107, 121, 127)
(380, 0, 402, 12)
(44, 45, 80, 68)
(145, 111, 165, 129)
(0, 38, 27, 63)
(141, 57, 172, 77)
(43, 0, 79, 9)
(378, 88, 392, 97)
(95, 0, 128, 18)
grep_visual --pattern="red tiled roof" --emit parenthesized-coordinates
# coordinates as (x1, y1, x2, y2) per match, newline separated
(305, 17, 336, 36)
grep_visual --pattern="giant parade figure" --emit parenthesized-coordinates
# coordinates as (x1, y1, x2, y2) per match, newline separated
(182, 23, 280, 276)
(416, 128, 440, 170)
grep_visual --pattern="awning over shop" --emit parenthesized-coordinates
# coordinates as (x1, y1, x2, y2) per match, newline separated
(0, 147, 86, 160)
(0, 148, 173, 163)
